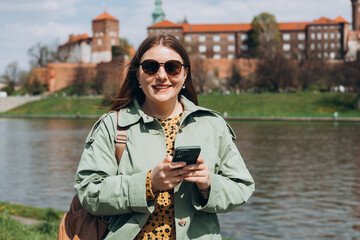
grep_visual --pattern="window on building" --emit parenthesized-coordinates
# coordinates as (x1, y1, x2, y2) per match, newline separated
(200, 55, 206, 59)
(241, 44, 248, 51)
(283, 33, 291, 41)
(97, 39, 102, 46)
(228, 45, 235, 51)
(186, 46, 192, 53)
(337, 33, 341, 39)
(100, 32, 104, 37)
(330, 33, 335, 39)
(241, 34, 247, 41)
(284, 54, 291, 59)
(324, 52, 329, 58)
(337, 43, 341, 49)
(199, 36, 206, 42)
(330, 52, 336, 59)
(169, 29, 173, 33)
(213, 45, 221, 52)
(317, 33, 322, 40)
(111, 39, 116, 46)
(330, 25, 335, 29)
(324, 43, 328, 49)
(228, 35, 235, 42)
(330, 43, 335, 49)
(199, 45, 206, 52)
(213, 35, 220, 42)
(298, 33, 305, 40)
(213, 54, 221, 59)
(310, 26, 316, 30)
(317, 26, 322, 30)
(298, 54, 304, 60)
(324, 33, 328, 40)
(317, 43, 322, 49)
(298, 43, 304, 50)
(228, 54, 234, 59)
(185, 36, 192, 42)
(311, 33, 316, 40)
(311, 43, 315, 50)
(283, 44, 291, 51)
(317, 53, 322, 59)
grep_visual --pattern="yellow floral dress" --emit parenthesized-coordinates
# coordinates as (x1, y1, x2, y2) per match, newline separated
(135, 113, 182, 240)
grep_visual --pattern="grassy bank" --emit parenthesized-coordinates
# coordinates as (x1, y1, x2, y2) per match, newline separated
(0, 202, 64, 240)
(0, 201, 236, 239)
(3, 92, 360, 118)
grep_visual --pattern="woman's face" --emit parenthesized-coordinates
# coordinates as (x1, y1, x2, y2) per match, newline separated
(138, 45, 187, 107)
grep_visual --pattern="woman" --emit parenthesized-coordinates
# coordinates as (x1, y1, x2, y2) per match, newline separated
(74, 33, 254, 240)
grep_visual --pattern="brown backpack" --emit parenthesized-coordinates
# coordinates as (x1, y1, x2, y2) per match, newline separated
(58, 112, 127, 240)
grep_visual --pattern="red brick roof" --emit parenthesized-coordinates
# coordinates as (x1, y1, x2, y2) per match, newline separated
(183, 23, 251, 32)
(93, 12, 118, 22)
(278, 22, 309, 31)
(66, 34, 91, 45)
(148, 16, 349, 33)
(149, 20, 181, 28)
(334, 16, 349, 23)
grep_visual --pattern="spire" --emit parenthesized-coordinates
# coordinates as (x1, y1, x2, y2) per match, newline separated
(152, 0, 165, 24)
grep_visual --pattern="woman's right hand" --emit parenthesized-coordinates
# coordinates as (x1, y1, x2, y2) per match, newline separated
(150, 156, 188, 193)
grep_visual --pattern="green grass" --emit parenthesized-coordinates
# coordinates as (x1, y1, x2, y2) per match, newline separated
(198, 92, 360, 117)
(3, 92, 360, 118)
(0, 202, 64, 240)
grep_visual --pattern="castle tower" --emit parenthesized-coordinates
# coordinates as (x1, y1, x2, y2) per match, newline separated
(152, 0, 165, 24)
(352, 0, 360, 30)
(92, 12, 120, 63)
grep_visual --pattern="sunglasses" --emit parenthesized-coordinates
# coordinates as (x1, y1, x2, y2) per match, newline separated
(140, 59, 185, 76)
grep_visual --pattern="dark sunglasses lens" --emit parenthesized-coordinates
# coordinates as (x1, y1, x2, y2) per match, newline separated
(165, 60, 182, 76)
(142, 60, 159, 75)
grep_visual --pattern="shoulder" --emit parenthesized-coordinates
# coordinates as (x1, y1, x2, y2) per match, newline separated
(190, 107, 236, 140)
(86, 111, 118, 141)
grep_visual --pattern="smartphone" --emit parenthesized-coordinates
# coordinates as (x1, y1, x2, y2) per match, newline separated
(172, 146, 201, 165)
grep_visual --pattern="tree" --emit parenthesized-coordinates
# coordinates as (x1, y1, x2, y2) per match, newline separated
(73, 66, 88, 96)
(92, 67, 107, 95)
(27, 41, 58, 68)
(228, 62, 242, 90)
(342, 60, 360, 109)
(255, 51, 298, 92)
(112, 38, 133, 60)
(249, 12, 281, 58)
(191, 57, 208, 94)
(0, 61, 21, 94)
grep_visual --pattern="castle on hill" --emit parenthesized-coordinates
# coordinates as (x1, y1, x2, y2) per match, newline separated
(58, 12, 120, 64)
(148, 0, 360, 62)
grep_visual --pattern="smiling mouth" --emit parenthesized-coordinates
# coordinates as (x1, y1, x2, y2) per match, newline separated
(152, 85, 172, 90)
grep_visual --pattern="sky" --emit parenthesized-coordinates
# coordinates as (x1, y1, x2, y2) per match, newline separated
(0, 0, 352, 74)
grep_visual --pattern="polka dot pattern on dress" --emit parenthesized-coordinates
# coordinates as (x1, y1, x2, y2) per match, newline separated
(135, 113, 183, 240)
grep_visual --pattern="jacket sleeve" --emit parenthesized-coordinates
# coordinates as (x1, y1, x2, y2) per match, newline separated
(192, 118, 255, 213)
(74, 113, 155, 216)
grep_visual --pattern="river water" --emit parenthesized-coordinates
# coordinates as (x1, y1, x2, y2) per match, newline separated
(0, 118, 359, 239)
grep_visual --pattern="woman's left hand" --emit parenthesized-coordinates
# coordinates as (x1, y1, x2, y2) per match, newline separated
(182, 157, 211, 191)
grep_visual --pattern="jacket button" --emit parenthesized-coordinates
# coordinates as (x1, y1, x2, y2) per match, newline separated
(178, 218, 186, 227)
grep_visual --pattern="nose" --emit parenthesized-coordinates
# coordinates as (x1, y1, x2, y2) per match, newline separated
(157, 65, 167, 80)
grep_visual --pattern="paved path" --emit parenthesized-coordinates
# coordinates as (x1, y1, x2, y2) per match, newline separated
(10, 215, 42, 225)
(0, 96, 42, 112)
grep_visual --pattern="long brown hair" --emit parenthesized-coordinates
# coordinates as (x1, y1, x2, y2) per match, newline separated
(110, 33, 198, 111)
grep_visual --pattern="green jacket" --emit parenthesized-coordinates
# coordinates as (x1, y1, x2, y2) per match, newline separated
(74, 96, 254, 240)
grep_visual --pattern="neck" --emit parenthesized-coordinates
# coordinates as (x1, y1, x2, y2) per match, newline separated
(142, 98, 183, 119)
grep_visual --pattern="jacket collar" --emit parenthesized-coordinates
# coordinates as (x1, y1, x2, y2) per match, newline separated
(117, 95, 216, 127)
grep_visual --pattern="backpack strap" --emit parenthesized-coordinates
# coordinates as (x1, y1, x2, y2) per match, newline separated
(115, 111, 127, 164)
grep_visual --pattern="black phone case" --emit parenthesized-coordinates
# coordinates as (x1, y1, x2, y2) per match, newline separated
(173, 146, 201, 165)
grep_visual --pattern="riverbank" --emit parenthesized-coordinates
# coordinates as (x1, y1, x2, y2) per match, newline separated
(0, 201, 64, 239)
(1, 92, 359, 121)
